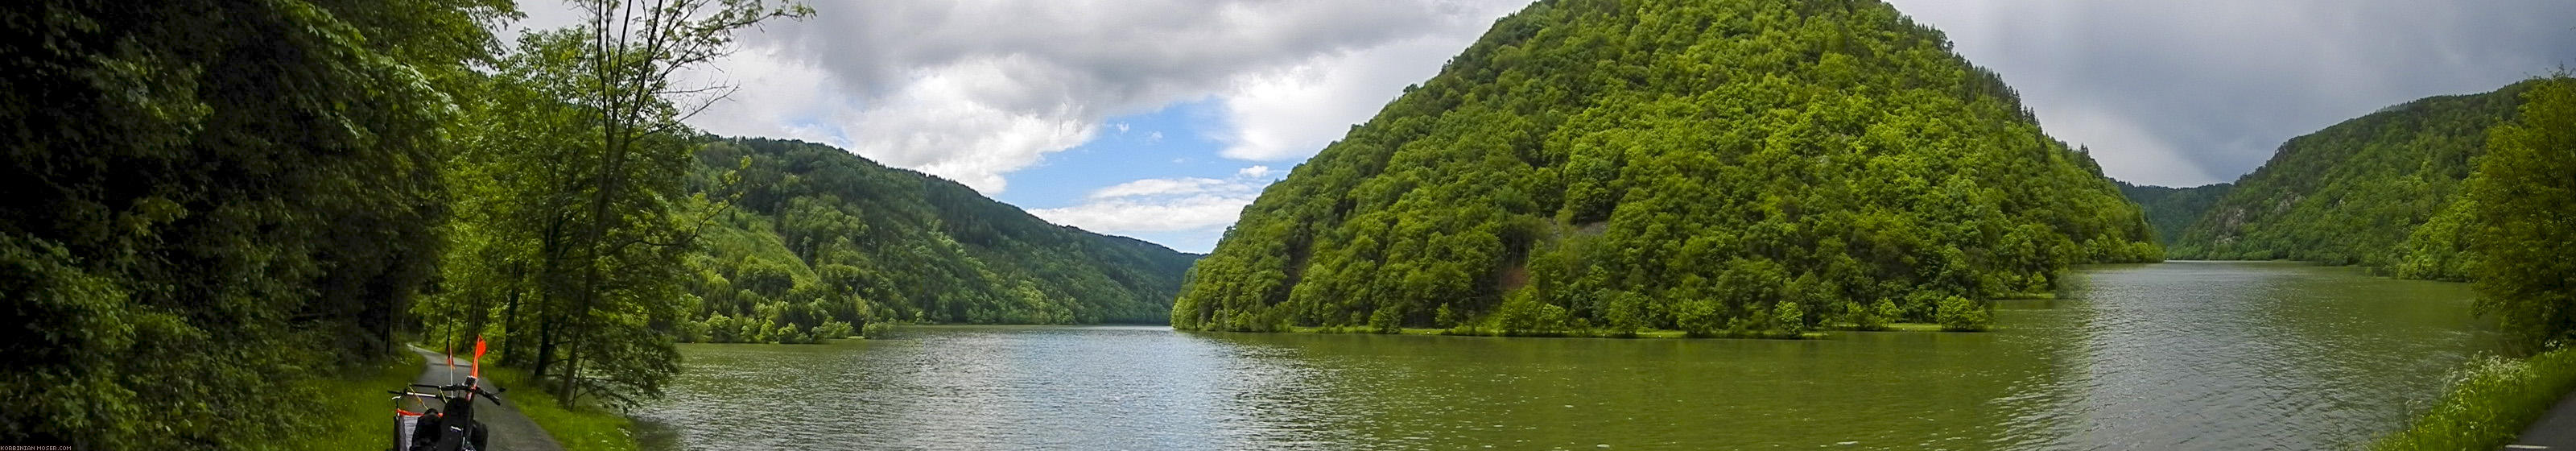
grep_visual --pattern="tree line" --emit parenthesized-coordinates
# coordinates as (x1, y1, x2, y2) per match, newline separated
(2168, 80, 2541, 280)
(663, 138, 1199, 345)
(0, 0, 807, 446)
(2153, 75, 2575, 352)
(2115, 181, 2232, 248)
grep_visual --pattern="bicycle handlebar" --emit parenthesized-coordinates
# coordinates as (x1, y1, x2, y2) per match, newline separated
(405, 383, 506, 404)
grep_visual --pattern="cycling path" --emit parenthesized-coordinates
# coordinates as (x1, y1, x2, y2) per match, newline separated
(408, 346, 565, 451)
(2508, 387, 2576, 449)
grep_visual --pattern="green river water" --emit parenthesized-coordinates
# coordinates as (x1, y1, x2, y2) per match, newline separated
(634, 261, 2494, 450)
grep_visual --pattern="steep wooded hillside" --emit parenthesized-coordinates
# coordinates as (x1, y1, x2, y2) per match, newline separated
(2117, 181, 2232, 247)
(2171, 81, 2536, 278)
(1171, 0, 2157, 337)
(673, 138, 1199, 341)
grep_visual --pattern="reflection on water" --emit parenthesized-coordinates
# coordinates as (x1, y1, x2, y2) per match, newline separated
(635, 262, 2489, 450)
(2010, 262, 2491, 449)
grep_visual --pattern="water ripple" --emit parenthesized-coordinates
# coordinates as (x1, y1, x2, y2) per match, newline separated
(637, 263, 2489, 450)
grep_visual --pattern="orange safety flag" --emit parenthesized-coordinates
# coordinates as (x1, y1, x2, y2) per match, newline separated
(471, 337, 486, 379)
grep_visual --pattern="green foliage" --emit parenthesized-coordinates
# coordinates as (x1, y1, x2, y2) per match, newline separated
(1600, 291, 1649, 337)
(670, 138, 1201, 341)
(285, 354, 431, 451)
(2372, 347, 2576, 451)
(1845, 297, 1901, 331)
(1773, 301, 1810, 336)
(1172, 0, 2155, 335)
(418, 0, 814, 413)
(1934, 296, 1990, 332)
(2394, 197, 2479, 281)
(2464, 76, 2576, 352)
(2117, 181, 2233, 247)
(2172, 81, 2539, 274)
(1492, 289, 1575, 337)
(1672, 300, 1726, 338)
(484, 366, 642, 451)
(0, 0, 504, 446)
(423, 26, 699, 412)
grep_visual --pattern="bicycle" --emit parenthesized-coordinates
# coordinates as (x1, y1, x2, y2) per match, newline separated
(390, 337, 506, 451)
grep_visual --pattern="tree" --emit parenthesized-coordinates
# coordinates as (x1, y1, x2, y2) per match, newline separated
(2170, 80, 2533, 271)
(2467, 76, 2576, 354)
(0, 0, 506, 446)
(541, 0, 811, 408)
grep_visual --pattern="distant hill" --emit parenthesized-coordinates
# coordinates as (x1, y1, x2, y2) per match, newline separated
(2116, 181, 2232, 247)
(675, 138, 1199, 342)
(2169, 81, 2537, 278)
(1170, 0, 2157, 336)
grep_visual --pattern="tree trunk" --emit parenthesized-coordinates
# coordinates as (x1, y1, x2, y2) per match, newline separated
(497, 288, 522, 366)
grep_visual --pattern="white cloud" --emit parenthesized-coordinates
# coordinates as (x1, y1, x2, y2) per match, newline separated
(674, 48, 858, 149)
(1028, 194, 1257, 234)
(1235, 165, 1274, 179)
(502, 0, 1526, 196)
(1088, 177, 1242, 200)
(514, 0, 2576, 193)
(1214, 2, 1525, 161)
(654, 0, 1530, 194)
(1030, 168, 1282, 237)
(1883, 0, 2576, 186)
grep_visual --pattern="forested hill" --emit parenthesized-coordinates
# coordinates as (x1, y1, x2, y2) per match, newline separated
(675, 138, 1198, 339)
(1171, 0, 2159, 337)
(2116, 181, 2232, 247)
(2169, 81, 2537, 279)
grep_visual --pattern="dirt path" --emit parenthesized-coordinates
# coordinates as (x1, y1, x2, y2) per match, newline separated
(407, 346, 565, 451)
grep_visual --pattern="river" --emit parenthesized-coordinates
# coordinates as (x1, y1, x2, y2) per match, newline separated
(633, 261, 2494, 450)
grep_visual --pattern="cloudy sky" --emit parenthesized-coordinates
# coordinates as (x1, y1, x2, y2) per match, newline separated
(519, 0, 2575, 253)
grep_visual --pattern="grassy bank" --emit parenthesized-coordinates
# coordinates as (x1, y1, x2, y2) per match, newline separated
(2373, 346, 2576, 450)
(278, 352, 645, 451)
(285, 354, 424, 451)
(482, 366, 642, 451)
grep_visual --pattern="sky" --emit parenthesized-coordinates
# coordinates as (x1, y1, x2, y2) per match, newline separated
(515, 0, 2576, 254)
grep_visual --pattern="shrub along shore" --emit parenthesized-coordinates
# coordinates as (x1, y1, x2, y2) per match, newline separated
(2373, 347, 2576, 450)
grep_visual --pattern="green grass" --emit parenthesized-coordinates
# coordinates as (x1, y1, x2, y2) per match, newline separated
(481, 366, 642, 451)
(284, 353, 424, 451)
(2373, 346, 2576, 450)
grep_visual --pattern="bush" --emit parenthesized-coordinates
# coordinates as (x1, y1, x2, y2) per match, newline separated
(1368, 305, 1405, 334)
(2373, 346, 2576, 450)
(675, 318, 708, 343)
(1600, 292, 1649, 337)
(1494, 291, 1571, 336)
(1904, 291, 1948, 322)
(700, 315, 735, 342)
(1935, 296, 1990, 332)
(1674, 299, 1724, 337)
(1846, 299, 1890, 331)
(778, 325, 814, 344)
(813, 321, 855, 340)
(1773, 301, 1807, 337)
